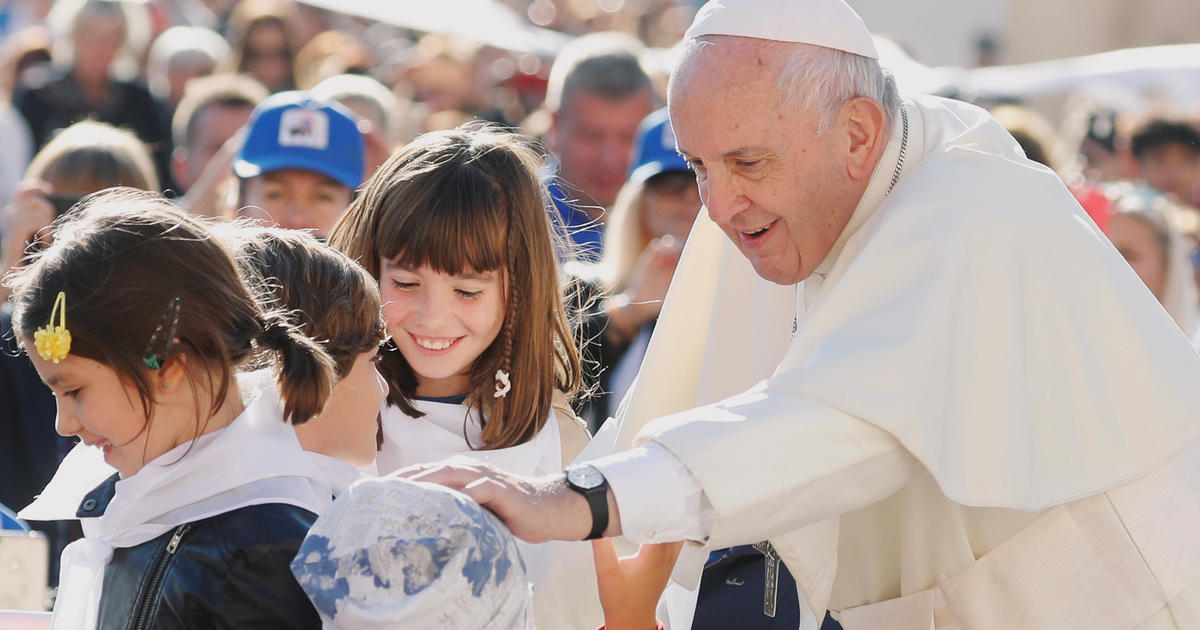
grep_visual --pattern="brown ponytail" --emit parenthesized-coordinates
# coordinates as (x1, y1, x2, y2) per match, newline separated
(6, 189, 339, 434)
(256, 311, 338, 425)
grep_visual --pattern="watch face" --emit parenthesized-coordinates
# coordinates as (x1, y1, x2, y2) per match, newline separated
(567, 465, 605, 490)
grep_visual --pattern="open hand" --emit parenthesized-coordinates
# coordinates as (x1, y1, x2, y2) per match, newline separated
(395, 458, 622, 543)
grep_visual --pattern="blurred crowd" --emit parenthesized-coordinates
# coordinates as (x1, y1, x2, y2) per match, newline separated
(0, 0, 1198, 624)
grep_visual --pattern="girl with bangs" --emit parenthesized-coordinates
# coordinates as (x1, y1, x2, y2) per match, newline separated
(329, 124, 602, 628)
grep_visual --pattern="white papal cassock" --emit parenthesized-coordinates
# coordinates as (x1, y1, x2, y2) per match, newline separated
(580, 93, 1200, 630)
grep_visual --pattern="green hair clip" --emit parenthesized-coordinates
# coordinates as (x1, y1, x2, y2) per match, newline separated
(142, 297, 182, 370)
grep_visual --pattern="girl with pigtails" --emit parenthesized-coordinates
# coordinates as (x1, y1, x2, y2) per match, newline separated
(328, 123, 602, 628)
(9, 189, 330, 629)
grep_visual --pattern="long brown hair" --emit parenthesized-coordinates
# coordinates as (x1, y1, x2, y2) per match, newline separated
(329, 124, 581, 450)
(7, 189, 338, 433)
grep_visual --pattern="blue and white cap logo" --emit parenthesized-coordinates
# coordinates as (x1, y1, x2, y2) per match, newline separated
(279, 108, 330, 150)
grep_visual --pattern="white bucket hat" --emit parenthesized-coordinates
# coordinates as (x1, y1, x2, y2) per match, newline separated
(291, 476, 535, 630)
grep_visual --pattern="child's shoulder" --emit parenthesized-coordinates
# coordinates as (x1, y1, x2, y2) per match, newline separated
(103, 503, 321, 629)
(186, 503, 318, 551)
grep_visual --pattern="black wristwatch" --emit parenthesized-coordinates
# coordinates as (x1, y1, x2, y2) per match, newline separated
(564, 464, 609, 540)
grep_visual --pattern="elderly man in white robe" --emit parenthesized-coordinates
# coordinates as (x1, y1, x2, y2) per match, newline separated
(401, 1, 1200, 628)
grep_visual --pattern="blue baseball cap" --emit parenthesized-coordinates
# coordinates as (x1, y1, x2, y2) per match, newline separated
(628, 107, 690, 184)
(235, 91, 364, 190)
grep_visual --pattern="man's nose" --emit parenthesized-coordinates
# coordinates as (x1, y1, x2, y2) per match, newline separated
(703, 172, 748, 226)
(600, 137, 633, 169)
(276, 204, 312, 231)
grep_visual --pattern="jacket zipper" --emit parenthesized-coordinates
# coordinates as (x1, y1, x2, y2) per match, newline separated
(131, 523, 191, 630)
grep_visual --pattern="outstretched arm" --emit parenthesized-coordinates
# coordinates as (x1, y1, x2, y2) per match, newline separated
(399, 459, 622, 542)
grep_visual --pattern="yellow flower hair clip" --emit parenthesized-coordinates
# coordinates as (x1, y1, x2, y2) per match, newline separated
(34, 291, 72, 364)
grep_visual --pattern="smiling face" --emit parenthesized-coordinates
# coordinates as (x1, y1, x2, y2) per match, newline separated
(378, 260, 506, 398)
(669, 38, 868, 285)
(27, 352, 185, 477)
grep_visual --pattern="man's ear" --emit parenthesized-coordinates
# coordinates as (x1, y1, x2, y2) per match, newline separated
(545, 110, 561, 152)
(841, 97, 887, 181)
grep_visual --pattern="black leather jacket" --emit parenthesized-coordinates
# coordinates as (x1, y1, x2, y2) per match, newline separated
(78, 474, 322, 630)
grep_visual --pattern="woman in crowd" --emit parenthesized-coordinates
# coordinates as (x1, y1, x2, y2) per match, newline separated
(14, 0, 171, 189)
(227, 0, 299, 93)
(1104, 182, 1200, 338)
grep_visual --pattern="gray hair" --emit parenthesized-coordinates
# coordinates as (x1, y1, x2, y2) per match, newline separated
(681, 36, 900, 136)
(777, 43, 900, 135)
(544, 31, 652, 115)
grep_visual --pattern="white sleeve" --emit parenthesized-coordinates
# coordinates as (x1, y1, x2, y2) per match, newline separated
(588, 441, 715, 543)
(636, 385, 918, 549)
(589, 398, 917, 547)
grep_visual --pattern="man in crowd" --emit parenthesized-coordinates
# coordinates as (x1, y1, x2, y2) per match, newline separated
(406, 0, 1200, 628)
(233, 91, 363, 236)
(1131, 118, 1200, 208)
(544, 32, 654, 260)
(170, 74, 268, 199)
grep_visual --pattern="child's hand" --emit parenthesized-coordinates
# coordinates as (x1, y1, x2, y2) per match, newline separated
(593, 539, 682, 630)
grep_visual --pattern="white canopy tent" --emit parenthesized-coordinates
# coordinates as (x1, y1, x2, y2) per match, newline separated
(295, 0, 572, 56)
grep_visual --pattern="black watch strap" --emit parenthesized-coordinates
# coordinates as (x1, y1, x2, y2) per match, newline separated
(581, 485, 608, 540)
(565, 465, 609, 540)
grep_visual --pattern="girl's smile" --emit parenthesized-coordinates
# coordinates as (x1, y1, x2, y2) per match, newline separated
(409, 333, 464, 355)
(380, 260, 506, 398)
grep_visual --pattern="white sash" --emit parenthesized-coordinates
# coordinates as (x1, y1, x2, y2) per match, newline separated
(24, 381, 330, 630)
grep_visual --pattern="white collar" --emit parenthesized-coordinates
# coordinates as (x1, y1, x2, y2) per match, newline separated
(814, 102, 916, 278)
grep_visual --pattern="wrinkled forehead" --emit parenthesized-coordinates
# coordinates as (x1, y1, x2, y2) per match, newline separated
(669, 36, 790, 92)
(668, 39, 792, 155)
